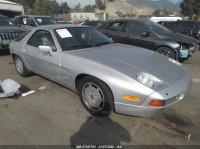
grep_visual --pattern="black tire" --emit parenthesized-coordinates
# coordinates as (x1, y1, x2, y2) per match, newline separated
(155, 47, 175, 59)
(79, 76, 114, 116)
(14, 55, 32, 77)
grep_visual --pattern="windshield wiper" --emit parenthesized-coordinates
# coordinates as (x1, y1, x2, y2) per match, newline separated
(94, 42, 113, 47)
(67, 44, 92, 50)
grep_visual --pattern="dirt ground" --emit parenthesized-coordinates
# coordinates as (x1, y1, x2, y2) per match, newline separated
(0, 49, 200, 147)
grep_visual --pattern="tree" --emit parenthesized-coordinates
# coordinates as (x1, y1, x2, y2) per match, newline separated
(52, 0, 59, 14)
(153, 7, 173, 17)
(180, 0, 200, 20)
(8, 0, 36, 13)
(83, 5, 96, 13)
(8, 0, 71, 15)
(30, 0, 55, 16)
(74, 3, 82, 12)
(8, 0, 35, 8)
(58, 2, 71, 14)
(95, 0, 114, 11)
(153, 9, 161, 17)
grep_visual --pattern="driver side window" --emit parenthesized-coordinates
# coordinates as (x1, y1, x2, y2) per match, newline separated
(27, 30, 57, 51)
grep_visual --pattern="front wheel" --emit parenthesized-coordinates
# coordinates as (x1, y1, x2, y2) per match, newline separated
(155, 47, 175, 59)
(79, 76, 114, 116)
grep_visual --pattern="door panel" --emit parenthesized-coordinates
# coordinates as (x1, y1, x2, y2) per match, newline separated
(105, 22, 126, 42)
(23, 30, 61, 80)
(108, 30, 127, 43)
(124, 22, 155, 50)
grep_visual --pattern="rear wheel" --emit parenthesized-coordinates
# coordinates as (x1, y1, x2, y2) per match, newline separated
(155, 47, 175, 59)
(79, 76, 114, 116)
(14, 55, 32, 77)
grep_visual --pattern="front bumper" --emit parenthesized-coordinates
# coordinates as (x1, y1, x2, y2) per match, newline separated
(179, 44, 199, 58)
(114, 71, 192, 117)
(0, 40, 11, 50)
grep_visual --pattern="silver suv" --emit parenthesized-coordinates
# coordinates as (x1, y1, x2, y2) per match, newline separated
(13, 15, 58, 30)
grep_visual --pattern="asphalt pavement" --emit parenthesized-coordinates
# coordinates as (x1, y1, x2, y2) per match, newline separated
(0, 49, 200, 146)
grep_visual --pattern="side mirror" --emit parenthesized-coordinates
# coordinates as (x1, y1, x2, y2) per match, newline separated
(39, 46, 53, 56)
(141, 31, 150, 37)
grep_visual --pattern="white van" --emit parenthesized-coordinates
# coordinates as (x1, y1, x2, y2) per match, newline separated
(150, 16, 182, 23)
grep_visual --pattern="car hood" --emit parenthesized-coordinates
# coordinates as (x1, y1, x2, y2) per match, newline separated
(0, 26, 25, 33)
(68, 44, 187, 86)
(160, 32, 199, 45)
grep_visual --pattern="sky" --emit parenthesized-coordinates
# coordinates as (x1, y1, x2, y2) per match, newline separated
(57, 0, 182, 8)
(57, 0, 96, 8)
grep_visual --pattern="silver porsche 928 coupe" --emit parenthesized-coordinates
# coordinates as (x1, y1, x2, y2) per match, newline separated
(9, 24, 192, 117)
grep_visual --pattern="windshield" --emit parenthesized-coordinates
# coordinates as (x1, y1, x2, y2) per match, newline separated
(34, 17, 58, 26)
(54, 27, 113, 51)
(145, 21, 172, 34)
(0, 18, 15, 26)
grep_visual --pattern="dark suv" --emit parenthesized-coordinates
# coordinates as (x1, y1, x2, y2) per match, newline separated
(0, 15, 25, 50)
(163, 21, 200, 40)
(98, 19, 199, 60)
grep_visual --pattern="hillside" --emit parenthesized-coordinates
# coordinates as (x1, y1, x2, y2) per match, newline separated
(97, 0, 180, 18)
(125, 0, 181, 11)
(104, 0, 155, 18)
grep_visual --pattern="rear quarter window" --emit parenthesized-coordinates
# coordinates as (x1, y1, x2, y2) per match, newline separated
(180, 21, 196, 32)
(194, 22, 200, 33)
(164, 22, 181, 32)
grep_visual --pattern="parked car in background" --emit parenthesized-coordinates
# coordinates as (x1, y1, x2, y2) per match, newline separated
(163, 21, 200, 40)
(13, 15, 58, 30)
(157, 21, 173, 26)
(82, 21, 105, 28)
(10, 24, 192, 117)
(0, 15, 25, 50)
(150, 16, 182, 23)
(98, 19, 200, 60)
(58, 21, 72, 24)
(73, 21, 81, 25)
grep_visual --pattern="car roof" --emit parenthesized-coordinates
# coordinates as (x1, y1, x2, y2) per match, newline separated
(32, 24, 89, 30)
(108, 18, 150, 23)
(87, 20, 104, 22)
(181, 20, 198, 23)
(15, 15, 53, 18)
(0, 14, 8, 18)
(165, 20, 198, 24)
